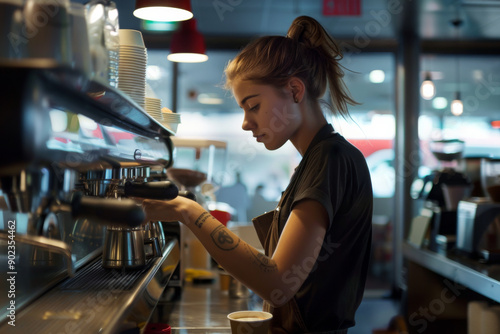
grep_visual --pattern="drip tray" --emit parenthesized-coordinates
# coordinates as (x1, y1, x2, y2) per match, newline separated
(60, 258, 154, 291)
(1, 239, 179, 334)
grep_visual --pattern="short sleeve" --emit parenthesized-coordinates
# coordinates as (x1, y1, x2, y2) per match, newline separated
(292, 142, 348, 227)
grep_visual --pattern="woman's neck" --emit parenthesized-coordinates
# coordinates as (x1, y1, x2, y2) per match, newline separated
(290, 103, 327, 156)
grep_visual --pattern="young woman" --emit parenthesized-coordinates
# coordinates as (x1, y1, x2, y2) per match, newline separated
(143, 16, 373, 334)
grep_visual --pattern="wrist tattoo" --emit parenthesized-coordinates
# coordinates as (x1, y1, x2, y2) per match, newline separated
(194, 211, 210, 229)
(210, 225, 240, 251)
(245, 244, 277, 273)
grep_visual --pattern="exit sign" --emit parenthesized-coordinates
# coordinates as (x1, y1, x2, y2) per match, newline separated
(323, 0, 361, 16)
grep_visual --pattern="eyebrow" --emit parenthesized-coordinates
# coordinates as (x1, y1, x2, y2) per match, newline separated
(239, 94, 260, 107)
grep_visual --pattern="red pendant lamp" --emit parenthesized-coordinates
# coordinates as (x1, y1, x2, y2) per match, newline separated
(134, 0, 193, 22)
(167, 19, 208, 63)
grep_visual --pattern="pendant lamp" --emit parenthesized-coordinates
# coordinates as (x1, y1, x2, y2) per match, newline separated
(420, 72, 436, 100)
(450, 16, 463, 116)
(167, 19, 208, 63)
(451, 92, 463, 116)
(134, 0, 193, 22)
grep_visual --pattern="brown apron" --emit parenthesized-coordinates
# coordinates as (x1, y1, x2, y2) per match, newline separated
(252, 208, 309, 334)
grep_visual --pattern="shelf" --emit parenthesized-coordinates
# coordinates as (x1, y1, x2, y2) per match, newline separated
(403, 242, 500, 303)
(0, 61, 175, 172)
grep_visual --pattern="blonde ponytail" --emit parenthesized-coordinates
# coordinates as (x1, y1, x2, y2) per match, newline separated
(225, 16, 358, 119)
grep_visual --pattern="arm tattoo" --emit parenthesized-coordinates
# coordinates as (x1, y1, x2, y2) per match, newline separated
(194, 211, 210, 229)
(245, 244, 278, 273)
(210, 225, 240, 251)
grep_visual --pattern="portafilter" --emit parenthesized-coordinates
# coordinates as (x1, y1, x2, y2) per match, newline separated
(102, 179, 179, 269)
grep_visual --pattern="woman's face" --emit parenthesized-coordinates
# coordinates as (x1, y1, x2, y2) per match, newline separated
(232, 79, 302, 151)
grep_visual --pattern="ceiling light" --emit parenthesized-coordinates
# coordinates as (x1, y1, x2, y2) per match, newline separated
(167, 19, 208, 63)
(432, 97, 448, 109)
(134, 0, 193, 22)
(472, 69, 483, 82)
(420, 72, 436, 100)
(369, 70, 385, 83)
(451, 92, 463, 116)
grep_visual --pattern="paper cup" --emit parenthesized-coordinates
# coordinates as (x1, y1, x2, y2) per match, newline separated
(219, 270, 231, 291)
(227, 311, 272, 334)
(119, 29, 145, 47)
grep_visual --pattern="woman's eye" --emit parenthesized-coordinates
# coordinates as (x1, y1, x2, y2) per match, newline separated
(249, 104, 259, 111)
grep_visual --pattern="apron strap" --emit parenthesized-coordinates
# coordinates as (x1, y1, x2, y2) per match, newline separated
(262, 204, 309, 333)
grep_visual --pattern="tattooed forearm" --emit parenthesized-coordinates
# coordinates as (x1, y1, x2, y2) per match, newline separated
(194, 211, 211, 229)
(245, 244, 278, 273)
(210, 225, 240, 251)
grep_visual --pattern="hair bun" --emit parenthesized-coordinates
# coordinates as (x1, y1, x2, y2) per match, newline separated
(287, 16, 323, 48)
(287, 15, 341, 60)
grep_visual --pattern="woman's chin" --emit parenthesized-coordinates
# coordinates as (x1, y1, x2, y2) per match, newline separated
(263, 141, 284, 151)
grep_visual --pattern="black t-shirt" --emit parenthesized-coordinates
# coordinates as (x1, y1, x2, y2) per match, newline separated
(276, 124, 373, 331)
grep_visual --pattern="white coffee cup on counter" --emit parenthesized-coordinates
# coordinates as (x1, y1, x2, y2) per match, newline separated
(227, 311, 272, 334)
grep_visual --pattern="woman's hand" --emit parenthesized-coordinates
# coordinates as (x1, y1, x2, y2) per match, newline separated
(142, 196, 201, 225)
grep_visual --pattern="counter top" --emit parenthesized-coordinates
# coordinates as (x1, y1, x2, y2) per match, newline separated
(403, 242, 500, 303)
(151, 276, 263, 333)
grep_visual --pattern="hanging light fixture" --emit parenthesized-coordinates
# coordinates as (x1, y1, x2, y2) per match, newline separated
(420, 71, 436, 100)
(451, 61, 463, 116)
(451, 92, 463, 116)
(450, 54, 463, 116)
(133, 0, 193, 22)
(167, 19, 208, 63)
(450, 14, 463, 116)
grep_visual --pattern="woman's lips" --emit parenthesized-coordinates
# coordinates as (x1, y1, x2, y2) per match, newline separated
(254, 134, 264, 142)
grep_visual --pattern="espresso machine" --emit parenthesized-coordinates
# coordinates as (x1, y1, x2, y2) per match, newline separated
(0, 62, 181, 333)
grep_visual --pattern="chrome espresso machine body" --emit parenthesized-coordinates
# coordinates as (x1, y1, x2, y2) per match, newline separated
(0, 61, 180, 333)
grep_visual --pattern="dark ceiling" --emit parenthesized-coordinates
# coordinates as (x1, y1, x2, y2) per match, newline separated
(112, 0, 500, 45)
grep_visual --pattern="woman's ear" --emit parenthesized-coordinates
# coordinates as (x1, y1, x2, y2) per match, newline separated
(288, 77, 306, 103)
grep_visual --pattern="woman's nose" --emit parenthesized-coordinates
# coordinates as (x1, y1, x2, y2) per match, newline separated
(241, 113, 254, 131)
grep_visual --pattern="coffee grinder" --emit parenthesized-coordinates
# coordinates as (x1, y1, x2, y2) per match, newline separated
(411, 139, 471, 251)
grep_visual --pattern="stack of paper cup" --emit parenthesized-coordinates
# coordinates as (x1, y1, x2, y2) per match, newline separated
(145, 97, 162, 122)
(161, 107, 181, 133)
(118, 29, 147, 108)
